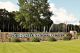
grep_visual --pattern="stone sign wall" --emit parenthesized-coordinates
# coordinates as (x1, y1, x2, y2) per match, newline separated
(0, 32, 66, 42)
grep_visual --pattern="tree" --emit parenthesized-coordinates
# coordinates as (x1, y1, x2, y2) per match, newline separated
(67, 24, 74, 32)
(16, 0, 53, 32)
(74, 25, 79, 32)
(0, 9, 8, 32)
(0, 9, 19, 32)
(58, 23, 67, 32)
(8, 11, 20, 32)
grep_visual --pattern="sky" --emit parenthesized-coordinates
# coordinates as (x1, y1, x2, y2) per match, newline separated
(0, 0, 80, 25)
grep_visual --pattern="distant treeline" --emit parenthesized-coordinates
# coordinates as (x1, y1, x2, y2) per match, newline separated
(50, 23, 80, 32)
(0, 9, 52, 32)
(0, 9, 80, 32)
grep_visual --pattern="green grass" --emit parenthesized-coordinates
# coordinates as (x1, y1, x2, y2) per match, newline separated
(0, 40, 80, 53)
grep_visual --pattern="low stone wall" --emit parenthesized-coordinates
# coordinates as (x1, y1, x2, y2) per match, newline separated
(0, 32, 12, 42)
(0, 32, 66, 42)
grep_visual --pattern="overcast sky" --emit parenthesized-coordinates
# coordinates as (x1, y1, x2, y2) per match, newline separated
(0, 0, 80, 25)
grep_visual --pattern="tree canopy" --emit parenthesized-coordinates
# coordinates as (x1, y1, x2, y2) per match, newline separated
(16, 0, 53, 32)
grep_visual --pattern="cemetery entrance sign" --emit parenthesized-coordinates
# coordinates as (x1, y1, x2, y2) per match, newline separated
(0, 32, 65, 42)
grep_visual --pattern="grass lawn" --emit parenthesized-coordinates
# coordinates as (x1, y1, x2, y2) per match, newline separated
(0, 40, 80, 53)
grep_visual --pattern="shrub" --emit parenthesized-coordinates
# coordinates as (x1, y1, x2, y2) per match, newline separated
(63, 33, 72, 40)
(47, 37, 57, 41)
(15, 38, 22, 42)
(31, 37, 41, 42)
(11, 38, 22, 42)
